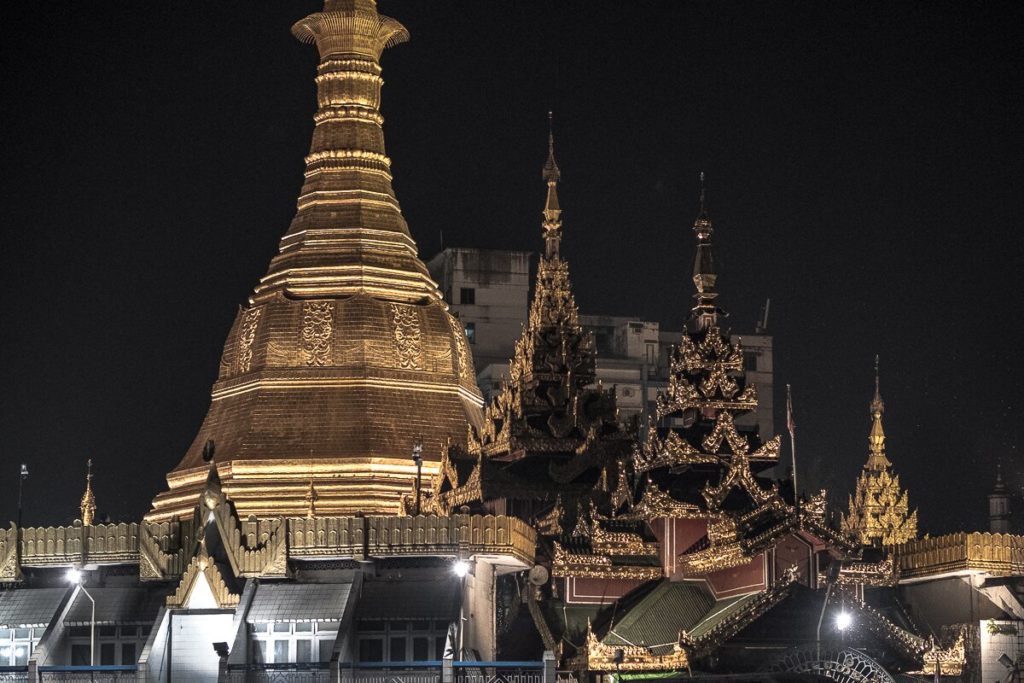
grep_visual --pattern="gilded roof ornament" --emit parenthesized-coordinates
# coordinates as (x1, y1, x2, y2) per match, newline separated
(542, 111, 562, 259)
(841, 356, 918, 547)
(80, 459, 96, 527)
(690, 172, 719, 329)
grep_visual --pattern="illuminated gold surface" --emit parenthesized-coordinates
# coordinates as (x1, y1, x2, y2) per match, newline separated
(79, 459, 96, 527)
(841, 359, 917, 546)
(150, 0, 482, 519)
(896, 531, 1024, 579)
(584, 625, 690, 672)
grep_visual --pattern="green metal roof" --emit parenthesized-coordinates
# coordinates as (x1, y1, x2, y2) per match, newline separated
(602, 581, 762, 654)
(603, 581, 715, 655)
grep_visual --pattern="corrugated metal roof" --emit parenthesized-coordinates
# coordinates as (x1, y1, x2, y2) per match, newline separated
(603, 581, 715, 655)
(356, 580, 458, 620)
(0, 588, 69, 628)
(247, 583, 353, 623)
(64, 587, 166, 625)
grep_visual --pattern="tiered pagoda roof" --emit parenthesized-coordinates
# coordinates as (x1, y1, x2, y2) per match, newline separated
(422, 119, 631, 522)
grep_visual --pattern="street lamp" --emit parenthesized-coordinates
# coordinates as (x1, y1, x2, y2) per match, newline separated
(411, 440, 423, 516)
(835, 611, 853, 631)
(452, 559, 471, 660)
(65, 568, 94, 666)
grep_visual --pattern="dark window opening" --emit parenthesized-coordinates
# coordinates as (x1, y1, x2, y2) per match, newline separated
(460, 287, 475, 305)
(744, 351, 758, 372)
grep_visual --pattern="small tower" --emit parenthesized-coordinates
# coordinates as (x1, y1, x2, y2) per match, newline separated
(989, 464, 1011, 533)
(842, 356, 918, 547)
(80, 459, 96, 526)
(305, 477, 319, 519)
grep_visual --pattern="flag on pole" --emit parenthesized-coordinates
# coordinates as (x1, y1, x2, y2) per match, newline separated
(786, 384, 795, 437)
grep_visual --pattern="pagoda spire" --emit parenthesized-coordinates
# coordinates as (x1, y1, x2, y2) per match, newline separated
(542, 111, 563, 259)
(841, 356, 917, 547)
(80, 459, 96, 527)
(866, 354, 892, 471)
(989, 463, 1011, 533)
(468, 119, 607, 453)
(148, 0, 484, 521)
(691, 172, 720, 330)
(250, 0, 439, 303)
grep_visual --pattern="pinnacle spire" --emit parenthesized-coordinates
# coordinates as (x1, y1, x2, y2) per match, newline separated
(690, 172, 719, 328)
(80, 459, 96, 527)
(866, 355, 891, 471)
(542, 111, 563, 259)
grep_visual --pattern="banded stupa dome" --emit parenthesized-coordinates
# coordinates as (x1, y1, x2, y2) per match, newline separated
(147, 0, 483, 521)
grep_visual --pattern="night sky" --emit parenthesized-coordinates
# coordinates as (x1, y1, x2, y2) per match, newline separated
(1, 2, 1021, 533)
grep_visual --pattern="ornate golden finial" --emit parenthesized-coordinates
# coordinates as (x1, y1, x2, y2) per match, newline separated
(542, 111, 563, 259)
(871, 354, 884, 416)
(305, 476, 319, 519)
(866, 355, 890, 470)
(80, 459, 96, 527)
(691, 172, 718, 328)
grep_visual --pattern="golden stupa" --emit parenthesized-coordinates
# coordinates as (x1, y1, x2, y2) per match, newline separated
(147, 0, 482, 521)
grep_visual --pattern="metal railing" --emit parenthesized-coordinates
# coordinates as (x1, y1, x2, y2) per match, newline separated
(224, 662, 332, 683)
(0, 665, 27, 683)
(38, 665, 138, 682)
(339, 661, 442, 683)
(453, 660, 543, 683)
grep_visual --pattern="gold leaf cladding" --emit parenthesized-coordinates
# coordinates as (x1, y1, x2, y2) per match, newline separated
(236, 307, 262, 373)
(702, 411, 749, 455)
(447, 313, 474, 382)
(390, 303, 423, 370)
(300, 301, 333, 366)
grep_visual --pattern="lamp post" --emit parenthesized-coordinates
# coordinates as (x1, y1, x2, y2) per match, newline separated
(453, 560, 470, 660)
(411, 440, 423, 516)
(17, 464, 28, 530)
(66, 568, 94, 666)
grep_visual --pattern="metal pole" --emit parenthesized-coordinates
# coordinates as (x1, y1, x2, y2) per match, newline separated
(815, 582, 833, 665)
(786, 385, 800, 519)
(416, 458, 423, 516)
(17, 464, 28, 530)
(80, 585, 96, 666)
(412, 440, 423, 516)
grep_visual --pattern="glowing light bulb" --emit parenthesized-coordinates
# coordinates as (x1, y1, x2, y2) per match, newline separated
(65, 568, 83, 585)
(453, 560, 470, 577)
(836, 611, 853, 631)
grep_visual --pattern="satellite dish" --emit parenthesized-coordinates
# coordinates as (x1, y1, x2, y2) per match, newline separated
(528, 565, 549, 586)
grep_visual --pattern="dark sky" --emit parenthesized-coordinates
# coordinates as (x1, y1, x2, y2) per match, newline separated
(1, 2, 1021, 533)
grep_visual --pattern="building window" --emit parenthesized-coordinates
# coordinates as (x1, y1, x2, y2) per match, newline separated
(71, 644, 90, 665)
(464, 322, 476, 344)
(744, 351, 758, 372)
(356, 620, 449, 663)
(460, 287, 475, 305)
(250, 621, 340, 664)
(66, 625, 145, 665)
